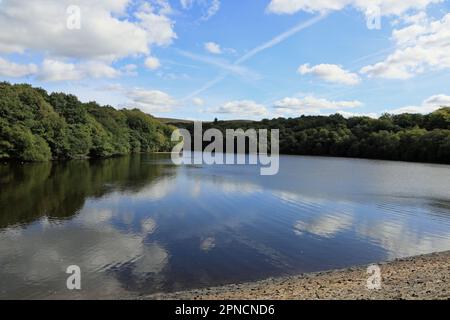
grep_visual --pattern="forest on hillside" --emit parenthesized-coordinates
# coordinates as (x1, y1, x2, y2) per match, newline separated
(0, 82, 175, 161)
(1, 82, 449, 164)
(169, 107, 450, 164)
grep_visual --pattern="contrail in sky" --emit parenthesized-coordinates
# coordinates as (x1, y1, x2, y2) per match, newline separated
(183, 12, 329, 101)
(236, 12, 329, 64)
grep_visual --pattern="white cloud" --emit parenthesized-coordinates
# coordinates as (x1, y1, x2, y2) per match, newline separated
(144, 56, 161, 70)
(267, 0, 442, 16)
(38, 60, 83, 82)
(424, 94, 450, 106)
(0, 57, 38, 77)
(299, 63, 361, 85)
(204, 42, 222, 54)
(98, 84, 178, 114)
(388, 94, 450, 114)
(213, 100, 268, 116)
(192, 97, 204, 106)
(82, 61, 120, 78)
(38, 59, 119, 82)
(179, 0, 220, 20)
(203, 0, 221, 21)
(360, 13, 450, 79)
(274, 95, 363, 115)
(125, 88, 178, 113)
(0, 1, 176, 61)
(0, 0, 176, 83)
(136, 6, 177, 47)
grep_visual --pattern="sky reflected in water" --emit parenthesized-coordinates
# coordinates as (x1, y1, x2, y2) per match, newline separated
(1, 154, 450, 299)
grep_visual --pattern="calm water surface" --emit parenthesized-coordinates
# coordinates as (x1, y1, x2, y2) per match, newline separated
(1, 154, 450, 299)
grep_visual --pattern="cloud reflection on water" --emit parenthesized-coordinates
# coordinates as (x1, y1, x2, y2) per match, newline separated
(1, 154, 450, 298)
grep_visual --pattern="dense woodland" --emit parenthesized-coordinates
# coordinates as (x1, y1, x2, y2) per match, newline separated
(0, 82, 176, 161)
(1, 82, 449, 164)
(168, 107, 450, 164)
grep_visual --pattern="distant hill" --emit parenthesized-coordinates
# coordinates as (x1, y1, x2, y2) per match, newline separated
(157, 117, 195, 124)
(158, 118, 258, 125)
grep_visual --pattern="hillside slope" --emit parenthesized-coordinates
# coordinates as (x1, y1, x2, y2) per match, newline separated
(0, 82, 175, 161)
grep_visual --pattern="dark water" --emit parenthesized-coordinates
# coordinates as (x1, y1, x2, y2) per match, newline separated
(1, 154, 450, 299)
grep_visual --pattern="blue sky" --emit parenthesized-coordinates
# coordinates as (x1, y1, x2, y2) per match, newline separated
(0, 0, 450, 120)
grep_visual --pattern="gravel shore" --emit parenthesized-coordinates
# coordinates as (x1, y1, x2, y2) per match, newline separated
(148, 251, 450, 300)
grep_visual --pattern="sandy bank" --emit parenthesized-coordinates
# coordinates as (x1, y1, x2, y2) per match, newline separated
(148, 251, 450, 300)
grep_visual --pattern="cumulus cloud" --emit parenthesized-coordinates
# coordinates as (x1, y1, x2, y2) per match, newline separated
(212, 100, 268, 117)
(360, 13, 450, 79)
(38, 59, 120, 82)
(0, 0, 176, 61)
(267, 0, 442, 16)
(0, 0, 176, 83)
(388, 94, 450, 114)
(144, 56, 161, 70)
(274, 95, 363, 115)
(0, 57, 38, 77)
(299, 63, 361, 85)
(125, 88, 178, 113)
(98, 84, 179, 114)
(204, 42, 222, 54)
(136, 5, 177, 47)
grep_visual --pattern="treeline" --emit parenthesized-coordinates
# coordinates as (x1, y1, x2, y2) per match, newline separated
(169, 108, 450, 164)
(2, 82, 449, 164)
(0, 82, 175, 161)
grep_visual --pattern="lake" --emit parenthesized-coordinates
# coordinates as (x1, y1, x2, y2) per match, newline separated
(1, 154, 450, 299)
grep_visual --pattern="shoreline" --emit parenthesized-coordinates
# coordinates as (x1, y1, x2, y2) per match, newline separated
(2, 152, 450, 167)
(147, 251, 450, 300)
